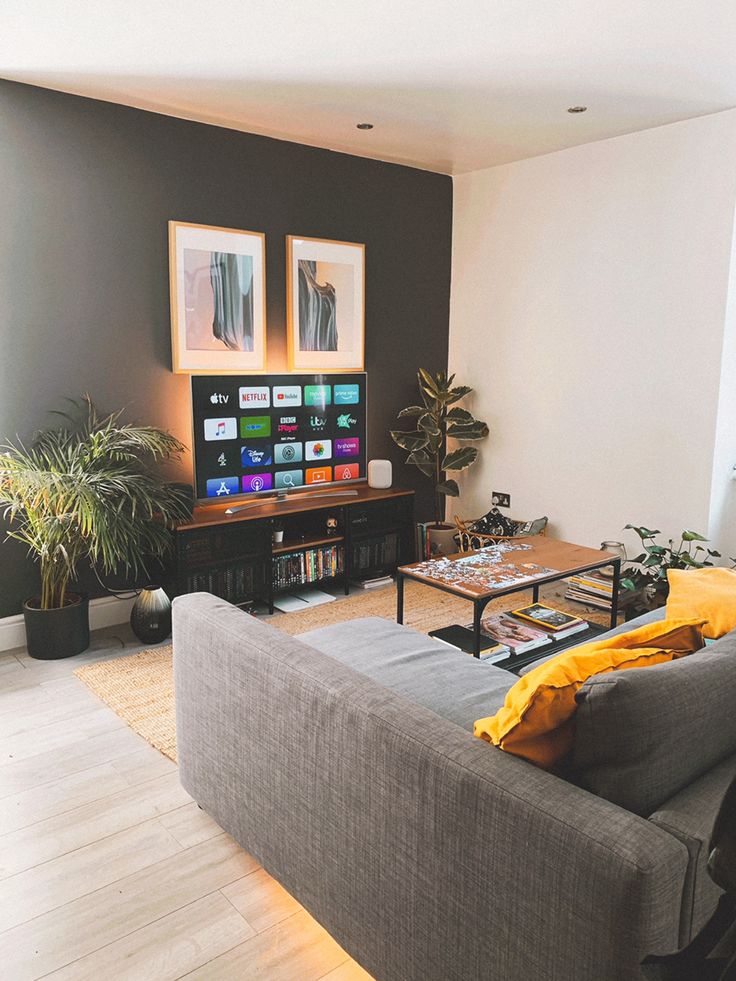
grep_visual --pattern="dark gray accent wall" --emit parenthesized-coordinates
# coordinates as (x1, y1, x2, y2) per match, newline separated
(0, 80, 452, 617)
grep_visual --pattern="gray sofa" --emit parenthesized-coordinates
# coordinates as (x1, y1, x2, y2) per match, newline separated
(173, 593, 736, 981)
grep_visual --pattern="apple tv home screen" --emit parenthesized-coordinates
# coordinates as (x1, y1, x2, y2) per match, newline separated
(190, 374, 367, 502)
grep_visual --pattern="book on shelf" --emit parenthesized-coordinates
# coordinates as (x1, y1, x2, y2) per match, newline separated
(429, 624, 510, 661)
(471, 613, 553, 655)
(511, 603, 587, 637)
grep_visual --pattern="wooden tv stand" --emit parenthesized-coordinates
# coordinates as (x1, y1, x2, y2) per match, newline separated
(173, 485, 415, 614)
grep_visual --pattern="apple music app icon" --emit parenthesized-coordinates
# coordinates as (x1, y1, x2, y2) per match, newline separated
(204, 418, 237, 441)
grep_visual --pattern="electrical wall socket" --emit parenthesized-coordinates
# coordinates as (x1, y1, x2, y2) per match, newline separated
(492, 491, 511, 508)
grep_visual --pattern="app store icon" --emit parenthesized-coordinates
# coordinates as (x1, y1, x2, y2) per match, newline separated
(206, 476, 239, 497)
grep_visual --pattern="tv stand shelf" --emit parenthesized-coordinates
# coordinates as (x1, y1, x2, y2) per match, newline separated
(272, 535, 345, 555)
(173, 485, 415, 614)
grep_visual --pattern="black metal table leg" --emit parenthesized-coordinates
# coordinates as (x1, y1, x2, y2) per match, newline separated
(532, 584, 539, 603)
(473, 600, 482, 658)
(610, 558, 621, 629)
(396, 572, 404, 624)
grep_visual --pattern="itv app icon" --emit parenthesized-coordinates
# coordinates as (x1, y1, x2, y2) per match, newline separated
(242, 473, 273, 493)
(304, 385, 331, 408)
(204, 417, 237, 441)
(333, 384, 359, 405)
(206, 476, 239, 497)
(241, 444, 272, 467)
(240, 416, 271, 438)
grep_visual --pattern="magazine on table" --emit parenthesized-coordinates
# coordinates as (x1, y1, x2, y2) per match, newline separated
(471, 613, 553, 655)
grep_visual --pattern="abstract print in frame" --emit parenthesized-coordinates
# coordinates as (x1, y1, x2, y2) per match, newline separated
(169, 221, 267, 373)
(287, 236, 365, 372)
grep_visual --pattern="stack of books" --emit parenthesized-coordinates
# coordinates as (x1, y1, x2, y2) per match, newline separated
(430, 604, 590, 663)
(565, 572, 635, 612)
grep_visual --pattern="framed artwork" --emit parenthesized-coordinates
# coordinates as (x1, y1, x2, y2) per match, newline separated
(169, 220, 267, 374)
(286, 236, 365, 372)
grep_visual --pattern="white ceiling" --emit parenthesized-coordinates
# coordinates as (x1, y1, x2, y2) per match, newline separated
(2, 1, 736, 174)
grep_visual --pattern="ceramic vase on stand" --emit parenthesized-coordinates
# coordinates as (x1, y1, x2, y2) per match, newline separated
(130, 586, 172, 644)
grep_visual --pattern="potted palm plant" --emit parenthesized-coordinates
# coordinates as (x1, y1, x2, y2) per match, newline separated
(0, 397, 190, 659)
(391, 369, 489, 555)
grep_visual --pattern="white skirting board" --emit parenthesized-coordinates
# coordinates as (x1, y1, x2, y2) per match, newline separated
(0, 595, 136, 653)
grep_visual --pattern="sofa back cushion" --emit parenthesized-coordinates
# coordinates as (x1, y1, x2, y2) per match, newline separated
(474, 617, 705, 769)
(573, 631, 736, 815)
(666, 567, 736, 639)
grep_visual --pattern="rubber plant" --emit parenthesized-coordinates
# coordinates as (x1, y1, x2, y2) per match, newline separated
(620, 524, 720, 607)
(391, 369, 489, 528)
(0, 396, 190, 610)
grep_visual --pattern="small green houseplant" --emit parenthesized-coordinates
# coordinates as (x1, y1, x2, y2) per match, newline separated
(621, 524, 720, 608)
(0, 397, 190, 659)
(391, 369, 488, 552)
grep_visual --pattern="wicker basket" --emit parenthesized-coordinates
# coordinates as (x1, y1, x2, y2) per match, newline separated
(454, 514, 548, 551)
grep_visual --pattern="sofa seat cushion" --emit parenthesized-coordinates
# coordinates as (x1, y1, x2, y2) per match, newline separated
(297, 617, 515, 730)
(648, 753, 736, 945)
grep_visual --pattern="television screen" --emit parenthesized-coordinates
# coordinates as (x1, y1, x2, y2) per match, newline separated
(190, 373, 367, 502)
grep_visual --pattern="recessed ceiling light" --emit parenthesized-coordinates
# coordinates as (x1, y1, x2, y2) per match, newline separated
(356, 122, 374, 130)
(567, 106, 588, 114)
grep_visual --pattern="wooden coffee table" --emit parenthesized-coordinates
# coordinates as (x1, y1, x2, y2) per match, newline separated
(396, 536, 622, 658)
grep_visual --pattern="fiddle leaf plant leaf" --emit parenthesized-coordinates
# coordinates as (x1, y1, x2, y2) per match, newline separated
(390, 431, 429, 452)
(442, 446, 478, 471)
(435, 479, 460, 497)
(446, 422, 489, 441)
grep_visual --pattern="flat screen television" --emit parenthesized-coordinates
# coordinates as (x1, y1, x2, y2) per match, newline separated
(190, 373, 367, 507)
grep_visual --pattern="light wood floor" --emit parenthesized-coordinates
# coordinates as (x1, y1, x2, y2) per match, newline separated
(0, 626, 373, 981)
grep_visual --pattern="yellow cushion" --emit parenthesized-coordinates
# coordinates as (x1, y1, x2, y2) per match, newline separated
(666, 568, 736, 639)
(473, 617, 706, 769)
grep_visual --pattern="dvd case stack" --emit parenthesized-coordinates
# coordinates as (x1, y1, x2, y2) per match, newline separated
(185, 562, 257, 607)
(273, 545, 343, 590)
(351, 533, 399, 576)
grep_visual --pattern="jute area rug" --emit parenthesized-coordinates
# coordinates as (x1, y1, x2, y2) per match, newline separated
(74, 580, 610, 763)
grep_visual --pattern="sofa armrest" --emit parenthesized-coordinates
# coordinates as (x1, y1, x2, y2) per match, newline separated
(173, 593, 689, 981)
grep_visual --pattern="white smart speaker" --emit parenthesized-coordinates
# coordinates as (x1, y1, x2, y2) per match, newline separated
(368, 459, 392, 489)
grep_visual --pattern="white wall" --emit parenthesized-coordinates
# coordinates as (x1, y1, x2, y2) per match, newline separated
(449, 110, 736, 559)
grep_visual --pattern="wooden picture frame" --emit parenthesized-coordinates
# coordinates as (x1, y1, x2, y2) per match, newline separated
(169, 220, 267, 374)
(286, 235, 365, 372)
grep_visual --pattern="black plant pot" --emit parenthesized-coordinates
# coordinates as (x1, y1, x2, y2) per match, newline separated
(22, 593, 90, 660)
(130, 586, 172, 644)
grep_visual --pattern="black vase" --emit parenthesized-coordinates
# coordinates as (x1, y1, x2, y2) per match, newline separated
(23, 593, 90, 660)
(130, 586, 172, 644)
